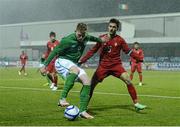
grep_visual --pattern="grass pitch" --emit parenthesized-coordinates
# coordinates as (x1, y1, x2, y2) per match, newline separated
(0, 67, 180, 126)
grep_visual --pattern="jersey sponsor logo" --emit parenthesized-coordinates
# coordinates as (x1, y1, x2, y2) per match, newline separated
(103, 45, 112, 53)
(108, 46, 112, 53)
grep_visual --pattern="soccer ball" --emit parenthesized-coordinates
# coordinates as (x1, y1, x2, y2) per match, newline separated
(64, 105, 79, 120)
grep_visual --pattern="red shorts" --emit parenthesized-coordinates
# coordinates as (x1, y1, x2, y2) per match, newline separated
(21, 61, 26, 66)
(93, 64, 126, 82)
(46, 58, 56, 73)
(131, 62, 142, 73)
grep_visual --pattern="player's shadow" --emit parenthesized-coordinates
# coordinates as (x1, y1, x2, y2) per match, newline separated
(88, 104, 148, 115)
(57, 83, 64, 89)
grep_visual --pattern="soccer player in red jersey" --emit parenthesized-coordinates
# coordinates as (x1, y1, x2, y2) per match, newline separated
(19, 51, 28, 76)
(42, 31, 60, 91)
(40, 53, 54, 87)
(130, 42, 144, 86)
(79, 18, 146, 111)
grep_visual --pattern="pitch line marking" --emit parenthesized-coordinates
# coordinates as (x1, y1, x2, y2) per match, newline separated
(0, 86, 180, 99)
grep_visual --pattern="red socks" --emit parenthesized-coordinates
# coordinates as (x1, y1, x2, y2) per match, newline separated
(127, 84, 137, 104)
(53, 75, 58, 86)
(130, 73, 133, 80)
(139, 73, 142, 82)
(130, 73, 142, 83)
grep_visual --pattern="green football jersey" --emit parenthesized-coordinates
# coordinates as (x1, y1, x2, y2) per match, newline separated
(44, 33, 102, 66)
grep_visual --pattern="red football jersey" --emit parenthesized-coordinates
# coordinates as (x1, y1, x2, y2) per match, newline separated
(81, 34, 131, 67)
(46, 40, 60, 57)
(130, 48, 144, 63)
(20, 54, 28, 64)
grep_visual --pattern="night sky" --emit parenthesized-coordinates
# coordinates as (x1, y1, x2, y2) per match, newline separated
(0, 0, 180, 25)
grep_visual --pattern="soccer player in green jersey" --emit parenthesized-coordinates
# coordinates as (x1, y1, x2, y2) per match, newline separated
(40, 23, 105, 119)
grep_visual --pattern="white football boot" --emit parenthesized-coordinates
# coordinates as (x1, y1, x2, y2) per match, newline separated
(52, 86, 58, 91)
(80, 111, 94, 119)
(18, 71, 21, 75)
(50, 83, 55, 89)
(139, 82, 142, 86)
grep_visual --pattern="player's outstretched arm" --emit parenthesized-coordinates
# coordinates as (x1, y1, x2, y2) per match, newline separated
(44, 39, 71, 66)
(79, 35, 106, 64)
(40, 40, 71, 75)
(88, 35, 102, 43)
(39, 45, 60, 75)
(43, 44, 61, 66)
(79, 42, 101, 64)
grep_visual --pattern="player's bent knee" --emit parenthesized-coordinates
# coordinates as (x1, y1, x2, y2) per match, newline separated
(69, 66, 80, 75)
(125, 79, 132, 85)
(79, 74, 90, 85)
(83, 79, 90, 85)
(120, 72, 132, 85)
(121, 72, 130, 79)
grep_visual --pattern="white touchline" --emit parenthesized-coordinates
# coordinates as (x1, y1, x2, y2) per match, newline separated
(0, 86, 180, 99)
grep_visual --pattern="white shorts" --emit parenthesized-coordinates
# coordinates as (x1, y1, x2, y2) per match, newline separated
(55, 58, 86, 79)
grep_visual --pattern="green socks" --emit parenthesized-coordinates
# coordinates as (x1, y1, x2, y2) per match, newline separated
(60, 72, 90, 112)
(61, 73, 78, 99)
(80, 85, 90, 112)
